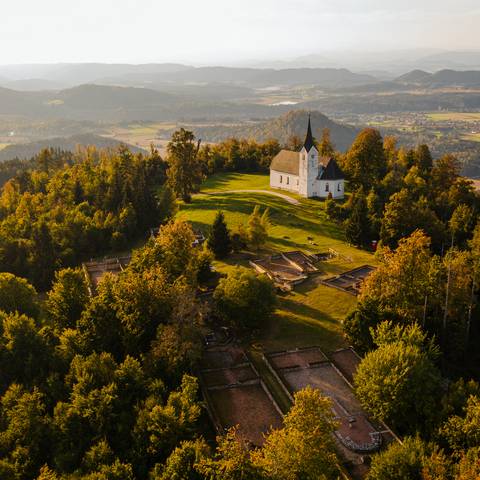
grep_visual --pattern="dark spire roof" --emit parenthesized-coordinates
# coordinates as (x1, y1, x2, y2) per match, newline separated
(318, 157, 345, 180)
(303, 114, 315, 152)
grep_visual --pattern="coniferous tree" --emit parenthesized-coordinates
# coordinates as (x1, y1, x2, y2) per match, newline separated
(324, 193, 339, 221)
(207, 211, 232, 259)
(414, 144, 433, 174)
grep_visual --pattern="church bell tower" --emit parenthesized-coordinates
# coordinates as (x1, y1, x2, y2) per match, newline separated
(298, 115, 318, 197)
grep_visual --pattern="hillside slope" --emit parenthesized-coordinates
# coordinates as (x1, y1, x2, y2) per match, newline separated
(179, 110, 358, 151)
(395, 69, 480, 87)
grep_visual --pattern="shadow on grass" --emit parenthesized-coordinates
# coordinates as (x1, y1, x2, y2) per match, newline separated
(257, 310, 346, 353)
(182, 192, 346, 244)
(201, 172, 268, 191)
(277, 296, 342, 326)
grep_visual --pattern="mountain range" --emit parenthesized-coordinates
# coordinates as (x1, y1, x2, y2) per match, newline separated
(0, 64, 377, 91)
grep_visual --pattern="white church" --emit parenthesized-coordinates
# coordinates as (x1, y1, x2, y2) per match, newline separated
(269, 117, 345, 199)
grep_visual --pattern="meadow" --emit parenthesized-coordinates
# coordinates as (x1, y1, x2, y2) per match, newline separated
(178, 173, 375, 353)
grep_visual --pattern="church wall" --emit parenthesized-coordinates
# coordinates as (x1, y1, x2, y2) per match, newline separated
(269, 170, 300, 193)
(315, 179, 345, 199)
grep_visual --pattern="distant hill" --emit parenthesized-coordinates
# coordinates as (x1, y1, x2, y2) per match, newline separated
(157, 67, 376, 88)
(0, 63, 378, 90)
(1, 78, 67, 91)
(179, 110, 359, 151)
(0, 63, 192, 86)
(395, 69, 480, 88)
(57, 84, 178, 110)
(417, 51, 480, 70)
(0, 87, 46, 115)
(0, 134, 145, 162)
(0, 84, 183, 121)
(0, 84, 288, 122)
(395, 69, 432, 84)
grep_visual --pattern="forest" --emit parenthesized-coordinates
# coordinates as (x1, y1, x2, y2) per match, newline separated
(0, 125, 478, 479)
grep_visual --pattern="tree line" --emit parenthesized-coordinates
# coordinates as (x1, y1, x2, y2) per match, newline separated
(323, 129, 477, 253)
(306, 127, 480, 477)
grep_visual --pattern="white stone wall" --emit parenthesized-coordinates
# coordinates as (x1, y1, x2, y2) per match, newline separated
(298, 146, 319, 197)
(269, 170, 300, 193)
(316, 179, 345, 199)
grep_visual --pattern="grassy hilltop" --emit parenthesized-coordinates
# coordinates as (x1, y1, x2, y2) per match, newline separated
(178, 172, 375, 352)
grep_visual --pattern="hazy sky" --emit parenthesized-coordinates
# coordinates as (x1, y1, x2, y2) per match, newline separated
(1, 0, 480, 65)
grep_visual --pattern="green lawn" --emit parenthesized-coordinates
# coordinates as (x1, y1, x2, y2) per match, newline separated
(258, 278, 356, 353)
(178, 173, 375, 353)
(200, 172, 271, 192)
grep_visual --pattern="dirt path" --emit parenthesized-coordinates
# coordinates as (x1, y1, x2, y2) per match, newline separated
(204, 189, 300, 205)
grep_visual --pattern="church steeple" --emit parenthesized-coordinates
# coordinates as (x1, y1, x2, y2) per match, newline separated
(303, 114, 315, 152)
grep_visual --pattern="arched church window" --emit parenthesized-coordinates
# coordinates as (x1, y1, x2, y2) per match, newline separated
(338, 183, 341, 191)
(325, 183, 329, 192)
(280, 175, 283, 183)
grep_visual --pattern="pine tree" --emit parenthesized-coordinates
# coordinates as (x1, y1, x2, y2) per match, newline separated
(207, 211, 232, 259)
(325, 193, 340, 221)
(414, 144, 433, 174)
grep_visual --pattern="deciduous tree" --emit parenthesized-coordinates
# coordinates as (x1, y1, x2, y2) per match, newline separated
(214, 267, 276, 330)
(46, 268, 89, 331)
(166, 129, 202, 203)
(343, 128, 387, 191)
(253, 387, 339, 480)
(354, 322, 441, 433)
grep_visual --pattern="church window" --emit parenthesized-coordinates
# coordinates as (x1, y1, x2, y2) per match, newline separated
(286, 177, 289, 185)
(338, 183, 341, 191)
(297, 179, 299, 186)
(325, 183, 329, 192)
(280, 175, 283, 183)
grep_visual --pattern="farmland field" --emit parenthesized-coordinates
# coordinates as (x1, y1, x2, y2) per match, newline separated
(461, 133, 480, 142)
(427, 112, 480, 122)
(101, 122, 177, 154)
